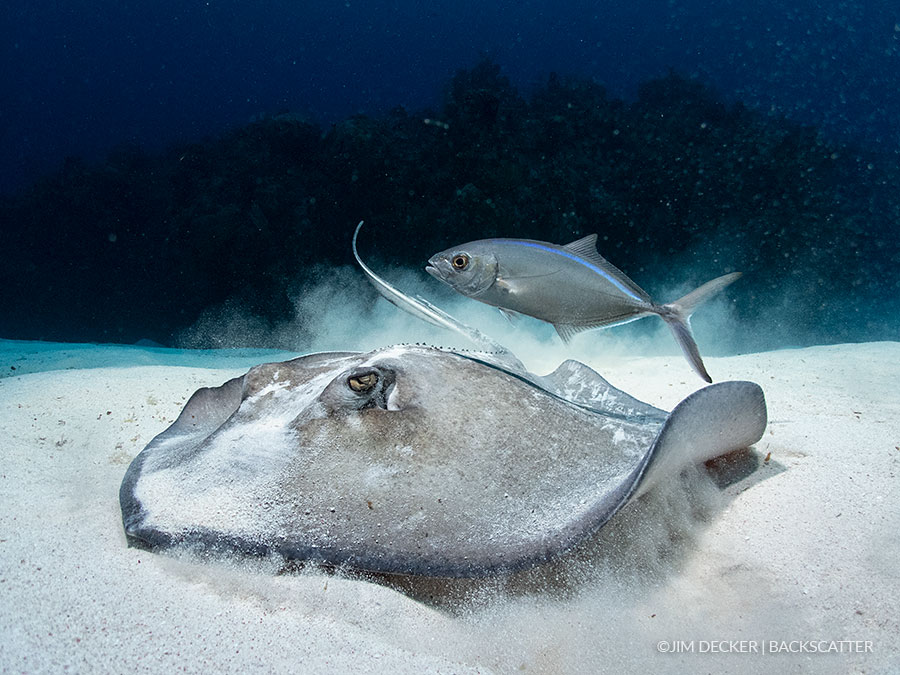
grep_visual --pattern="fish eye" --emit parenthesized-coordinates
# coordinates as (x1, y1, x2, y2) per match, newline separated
(451, 254, 469, 270)
(348, 372, 378, 393)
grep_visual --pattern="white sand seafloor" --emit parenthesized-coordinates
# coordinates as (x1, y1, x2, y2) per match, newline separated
(1, 338, 898, 674)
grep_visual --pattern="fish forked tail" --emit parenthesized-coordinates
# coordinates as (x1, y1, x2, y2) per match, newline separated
(656, 272, 743, 383)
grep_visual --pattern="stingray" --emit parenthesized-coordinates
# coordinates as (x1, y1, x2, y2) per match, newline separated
(120, 344, 766, 577)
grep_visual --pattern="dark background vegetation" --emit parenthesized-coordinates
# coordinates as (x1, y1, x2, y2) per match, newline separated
(2, 61, 898, 350)
(5, 1, 900, 197)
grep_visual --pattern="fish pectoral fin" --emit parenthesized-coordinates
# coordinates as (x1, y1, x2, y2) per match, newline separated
(495, 278, 515, 295)
(500, 268, 564, 282)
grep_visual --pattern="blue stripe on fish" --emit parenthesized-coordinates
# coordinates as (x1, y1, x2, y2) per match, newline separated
(500, 240, 644, 302)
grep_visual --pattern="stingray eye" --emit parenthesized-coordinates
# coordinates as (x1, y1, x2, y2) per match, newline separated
(348, 372, 378, 393)
(452, 254, 469, 270)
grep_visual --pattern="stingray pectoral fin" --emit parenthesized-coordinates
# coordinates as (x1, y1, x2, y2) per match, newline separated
(633, 380, 767, 498)
(170, 375, 245, 435)
(119, 374, 247, 548)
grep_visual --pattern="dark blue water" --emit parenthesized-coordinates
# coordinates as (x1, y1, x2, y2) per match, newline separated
(2, 0, 899, 350)
(4, 0, 898, 194)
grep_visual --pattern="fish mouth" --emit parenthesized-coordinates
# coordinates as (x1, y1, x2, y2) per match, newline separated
(424, 263, 443, 280)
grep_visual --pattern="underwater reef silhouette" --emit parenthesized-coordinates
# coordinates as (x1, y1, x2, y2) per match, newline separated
(2, 59, 898, 349)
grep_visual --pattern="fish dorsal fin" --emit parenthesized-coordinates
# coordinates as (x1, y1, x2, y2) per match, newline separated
(563, 233, 651, 302)
(563, 233, 600, 258)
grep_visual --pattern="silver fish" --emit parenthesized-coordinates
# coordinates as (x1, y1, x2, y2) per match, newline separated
(426, 234, 741, 382)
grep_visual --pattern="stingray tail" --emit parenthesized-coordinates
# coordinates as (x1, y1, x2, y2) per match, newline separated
(656, 272, 743, 383)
